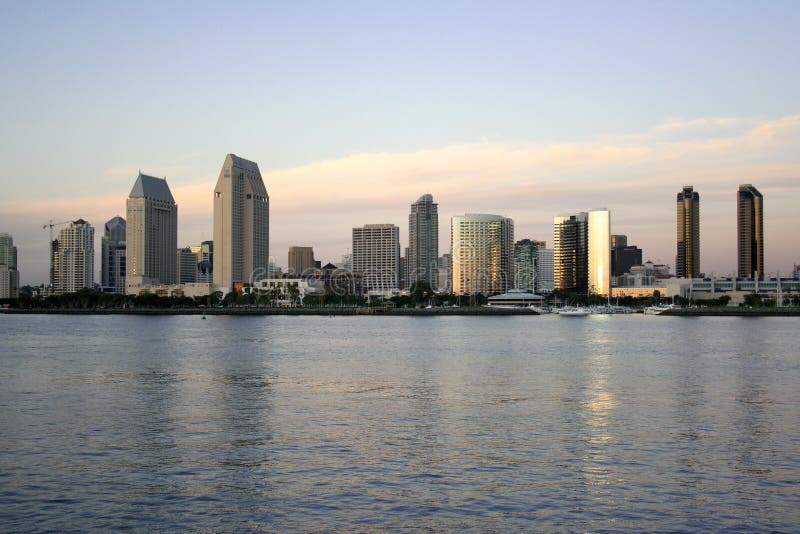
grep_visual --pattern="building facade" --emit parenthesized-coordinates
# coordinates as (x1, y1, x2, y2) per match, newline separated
(554, 213, 588, 293)
(451, 214, 514, 295)
(352, 224, 400, 293)
(101, 216, 126, 293)
(126, 173, 178, 291)
(0, 233, 17, 269)
(536, 248, 554, 293)
(0, 233, 19, 299)
(737, 184, 764, 279)
(288, 246, 315, 276)
(177, 247, 198, 284)
(53, 219, 94, 294)
(588, 209, 611, 296)
(676, 185, 700, 278)
(408, 194, 439, 289)
(213, 154, 269, 290)
(513, 239, 538, 291)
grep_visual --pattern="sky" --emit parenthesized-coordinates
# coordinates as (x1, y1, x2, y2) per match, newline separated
(1, 1, 799, 285)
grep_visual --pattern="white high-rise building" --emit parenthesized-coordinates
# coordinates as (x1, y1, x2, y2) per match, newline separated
(213, 154, 269, 290)
(53, 219, 94, 294)
(352, 224, 400, 293)
(451, 214, 514, 295)
(588, 208, 611, 296)
(408, 194, 438, 289)
(536, 248, 554, 293)
(0, 233, 17, 269)
(0, 264, 18, 299)
(126, 173, 178, 292)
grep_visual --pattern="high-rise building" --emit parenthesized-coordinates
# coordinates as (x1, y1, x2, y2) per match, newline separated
(408, 194, 439, 289)
(513, 239, 538, 291)
(197, 241, 213, 283)
(536, 248, 554, 293)
(0, 264, 18, 299)
(611, 234, 643, 277)
(437, 253, 451, 292)
(676, 185, 700, 278)
(737, 184, 764, 279)
(213, 154, 269, 290)
(101, 216, 126, 293)
(177, 247, 198, 284)
(53, 219, 94, 294)
(587, 209, 611, 296)
(352, 224, 400, 293)
(0, 233, 17, 269)
(288, 246, 315, 276)
(451, 214, 514, 295)
(126, 172, 178, 291)
(554, 213, 588, 293)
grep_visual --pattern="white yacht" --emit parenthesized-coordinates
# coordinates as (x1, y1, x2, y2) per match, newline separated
(558, 307, 592, 317)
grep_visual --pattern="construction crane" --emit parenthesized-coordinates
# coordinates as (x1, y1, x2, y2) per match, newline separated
(42, 220, 72, 244)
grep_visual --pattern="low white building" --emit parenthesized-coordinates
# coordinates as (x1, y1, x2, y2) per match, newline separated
(126, 276, 212, 298)
(664, 277, 800, 305)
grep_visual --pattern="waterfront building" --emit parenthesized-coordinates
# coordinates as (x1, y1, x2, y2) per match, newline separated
(0, 233, 17, 269)
(438, 253, 451, 292)
(0, 264, 19, 299)
(611, 234, 642, 276)
(288, 246, 315, 276)
(487, 289, 544, 307)
(53, 219, 94, 294)
(352, 224, 400, 293)
(737, 184, 764, 279)
(676, 185, 700, 278)
(451, 214, 514, 295)
(513, 239, 538, 291)
(554, 212, 588, 293)
(588, 209, 611, 296)
(408, 194, 439, 289)
(126, 172, 178, 291)
(663, 276, 800, 306)
(125, 280, 212, 298)
(536, 248, 554, 293)
(794, 264, 800, 279)
(101, 216, 126, 293)
(177, 247, 198, 284)
(197, 241, 213, 283)
(213, 154, 269, 290)
(399, 249, 409, 290)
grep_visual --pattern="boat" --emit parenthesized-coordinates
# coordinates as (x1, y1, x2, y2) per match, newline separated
(643, 303, 677, 315)
(558, 307, 591, 317)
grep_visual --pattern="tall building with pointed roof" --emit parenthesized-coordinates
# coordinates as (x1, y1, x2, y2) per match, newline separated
(126, 172, 178, 291)
(213, 154, 269, 290)
(676, 185, 700, 278)
(737, 184, 764, 279)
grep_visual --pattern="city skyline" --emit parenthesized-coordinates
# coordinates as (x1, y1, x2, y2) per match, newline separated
(1, 3, 799, 284)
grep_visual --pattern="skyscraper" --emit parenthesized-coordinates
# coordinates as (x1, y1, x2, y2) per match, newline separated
(513, 239, 538, 291)
(53, 219, 94, 294)
(737, 184, 764, 279)
(676, 185, 700, 278)
(352, 224, 400, 293)
(288, 246, 315, 276)
(0, 233, 19, 299)
(554, 213, 588, 293)
(536, 248, 554, 293)
(408, 194, 439, 289)
(0, 233, 17, 269)
(126, 172, 178, 291)
(451, 214, 514, 295)
(101, 216, 126, 293)
(213, 154, 269, 290)
(611, 234, 643, 277)
(587, 209, 611, 296)
(177, 247, 198, 284)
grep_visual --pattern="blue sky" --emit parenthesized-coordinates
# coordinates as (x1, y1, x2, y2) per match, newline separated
(1, 1, 799, 283)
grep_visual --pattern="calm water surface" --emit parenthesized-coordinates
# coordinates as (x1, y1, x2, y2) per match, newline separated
(1, 314, 798, 531)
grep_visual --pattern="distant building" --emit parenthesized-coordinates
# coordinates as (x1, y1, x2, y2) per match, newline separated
(0, 264, 19, 299)
(408, 194, 438, 289)
(340, 253, 352, 271)
(101, 216, 126, 293)
(197, 241, 213, 283)
(616, 261, 671, 288)
(213, 154, 269, 290)
(513, 239, 538, 291)
(0, 233, 18, 269)
(536, 248, 554, 293)
(587, 209, 611, 296)
(126, 172, 178, 291)
(676, 185, 700, 278)
(554, 213, 588, 293)
(399, 249, 409, 290)
(0, 233, 19, 299)
(451, 214, 514, 295)
(53, 219, 94, 294)
(352, 224, 400, 293)
(737, 184, 764, 279)
(177, 247, 198, 284)
(288, 246, 316, 276)
(664, 276, 800, 306)
(612, 244, 643, 277)
(437, 253, 451, 292)
(794, 263, 800, 279)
